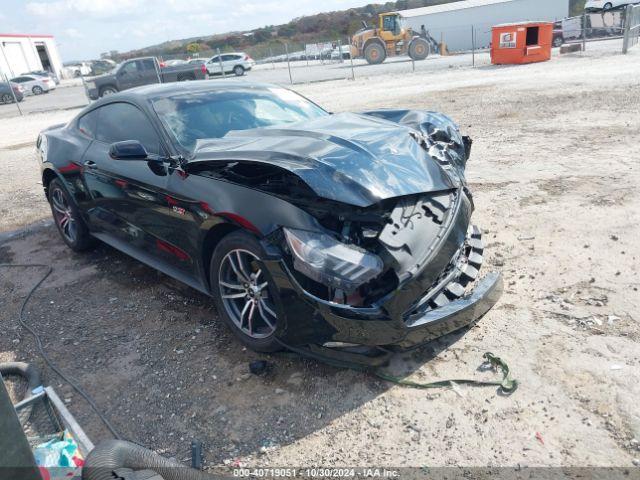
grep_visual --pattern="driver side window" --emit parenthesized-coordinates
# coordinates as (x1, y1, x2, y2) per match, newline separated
(95, 102, 161, 155)
(120, 61, 138, 75)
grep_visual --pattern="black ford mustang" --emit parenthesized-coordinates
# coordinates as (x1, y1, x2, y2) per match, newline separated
(37, 81, 502, 365)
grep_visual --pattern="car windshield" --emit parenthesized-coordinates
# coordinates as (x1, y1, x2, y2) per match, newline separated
(151, 87, 328, 152)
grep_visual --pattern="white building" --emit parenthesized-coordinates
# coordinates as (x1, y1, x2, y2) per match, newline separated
(397, 0, 570, 52)
(0, 34, 63, 80)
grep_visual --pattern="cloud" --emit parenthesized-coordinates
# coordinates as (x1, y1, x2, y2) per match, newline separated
(64, 28, 84, 38)
(25, 0, 139, 18)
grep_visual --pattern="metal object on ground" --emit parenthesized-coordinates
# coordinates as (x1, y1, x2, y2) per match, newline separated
(623, 3, 640, 53)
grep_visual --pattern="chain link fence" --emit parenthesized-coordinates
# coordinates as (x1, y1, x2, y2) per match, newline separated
(1, 12, 637, 119)
(623, 4, 640, 53)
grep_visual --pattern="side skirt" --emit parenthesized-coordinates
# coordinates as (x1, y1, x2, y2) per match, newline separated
(91, 232, 211, 296)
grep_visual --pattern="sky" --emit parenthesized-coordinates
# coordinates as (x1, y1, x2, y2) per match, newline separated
(1, 0, 373, 61)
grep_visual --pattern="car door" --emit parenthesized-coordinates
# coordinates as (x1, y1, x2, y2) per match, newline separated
(207, 55, 222, 75)
(221, 54, 237, 73)
(137, 58, 161, 86)
(80, 101, 200, 279)
(116, 60, 145, 90)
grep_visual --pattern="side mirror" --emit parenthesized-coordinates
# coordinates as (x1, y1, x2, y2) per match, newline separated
(109, 140, 148, 160)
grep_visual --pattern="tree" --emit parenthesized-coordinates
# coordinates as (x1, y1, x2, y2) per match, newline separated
(186, 43, 201, 54)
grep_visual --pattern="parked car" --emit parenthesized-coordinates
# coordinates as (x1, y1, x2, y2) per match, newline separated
(206, 52, 255, 76)
(585, 0, 639, 11)
(0, 82, 24, 103)
(36, 82, 501, 361)
(90, 60, 117, 76)
(10, 74, 55, 95)
(63, 62, 92, 78)
(553, 17, 583, 46)
(24, 70, 60, 85)
(83, 56, 208, 100)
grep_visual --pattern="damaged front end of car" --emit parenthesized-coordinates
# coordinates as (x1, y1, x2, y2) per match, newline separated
(188, 110, 502, 366)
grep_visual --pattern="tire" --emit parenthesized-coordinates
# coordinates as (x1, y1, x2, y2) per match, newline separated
(364, 42, 386, 65)
(48, 179, 95, 252)
(32, 86, 43, 95)
(210, 231, 282, 352)
(1, 93, 12, 104)
(553, 36, 564, 47)
(409, 37, 430, 61)
(233, 65, 245, 76)
(99, 86, 118, 97)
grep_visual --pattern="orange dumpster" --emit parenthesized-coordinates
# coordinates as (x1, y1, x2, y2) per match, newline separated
(491, 21, 553, 65)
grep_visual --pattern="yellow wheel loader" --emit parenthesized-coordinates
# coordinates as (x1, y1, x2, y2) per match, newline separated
(351, 12, 431, 65)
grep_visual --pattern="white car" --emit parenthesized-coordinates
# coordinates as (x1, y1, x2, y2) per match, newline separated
(9, 74, 55, 95)
(206, 52, 255, 76)
(585, 0, 639, 11)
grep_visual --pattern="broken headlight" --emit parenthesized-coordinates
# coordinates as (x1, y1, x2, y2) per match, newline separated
(283, 228, 383, 293)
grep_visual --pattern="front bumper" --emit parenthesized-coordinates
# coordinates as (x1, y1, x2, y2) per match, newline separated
(264, 258, 502, 353)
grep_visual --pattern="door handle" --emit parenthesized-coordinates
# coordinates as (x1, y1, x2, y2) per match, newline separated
(84, 160, 97, 169)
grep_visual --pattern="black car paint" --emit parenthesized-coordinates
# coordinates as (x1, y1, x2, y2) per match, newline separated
(38, 81, 501, 355)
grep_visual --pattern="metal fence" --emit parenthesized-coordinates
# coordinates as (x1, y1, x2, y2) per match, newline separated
(623, 4, 640, 53)
(0, 16, 635, 120)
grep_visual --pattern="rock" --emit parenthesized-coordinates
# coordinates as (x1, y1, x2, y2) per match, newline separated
(287, 372, 304, 387)
(632, 459, 640, 467)
(275, 388, 285, 395)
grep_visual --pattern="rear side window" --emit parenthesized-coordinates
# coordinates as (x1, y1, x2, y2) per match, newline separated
(140, 59, 156, 71)
(95, 102, 161, 155)
(78, 109, 98, 138)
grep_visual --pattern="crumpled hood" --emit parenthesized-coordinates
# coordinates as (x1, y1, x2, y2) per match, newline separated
(189, 112, 460, 207)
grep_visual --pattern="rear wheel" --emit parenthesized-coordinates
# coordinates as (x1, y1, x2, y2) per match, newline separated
(1, 93, 12, 104)
(553, 36, 564, 47)
(32, 86, 43, 95)
(364, 42, 386, 65)
(409, 37, 430, 61)
(233, 65, 245, 76)
(210, 231, 281, 352)
(48, 179, 95, 252)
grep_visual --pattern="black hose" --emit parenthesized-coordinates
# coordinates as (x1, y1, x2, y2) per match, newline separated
(82, 440, 215, 480)
(0, 361, 42, 425)
(0, 263, 122, 439)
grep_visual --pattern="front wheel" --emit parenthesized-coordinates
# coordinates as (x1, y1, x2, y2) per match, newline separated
(99, 86, 117, 97)
(210, 231, 281, 352)
(553, 36, 564, 47)
(233, 65, 245, 76)
(1, 93, 12, 104)
(48, 179, 95, 252)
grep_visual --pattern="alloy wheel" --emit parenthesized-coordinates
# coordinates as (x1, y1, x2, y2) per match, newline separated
(51, 187, 77, 243)
(1, 93, 11, 104)
(218, 249, 277, 339)
(33, 86, 43, 95)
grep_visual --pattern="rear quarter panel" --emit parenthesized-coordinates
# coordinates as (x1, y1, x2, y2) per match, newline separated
(38, 123, 92, 206)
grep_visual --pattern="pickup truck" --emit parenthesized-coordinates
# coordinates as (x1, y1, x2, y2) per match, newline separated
(84, 56, 207, 100)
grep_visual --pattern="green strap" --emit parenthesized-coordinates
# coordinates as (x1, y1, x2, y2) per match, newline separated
(374, 352, 518, 395)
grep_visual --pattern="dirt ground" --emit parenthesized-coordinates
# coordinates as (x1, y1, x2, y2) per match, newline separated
(1, 44, 639, 470)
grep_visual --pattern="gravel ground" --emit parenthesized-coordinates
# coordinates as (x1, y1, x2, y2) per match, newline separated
(1, 42, 639, 470)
